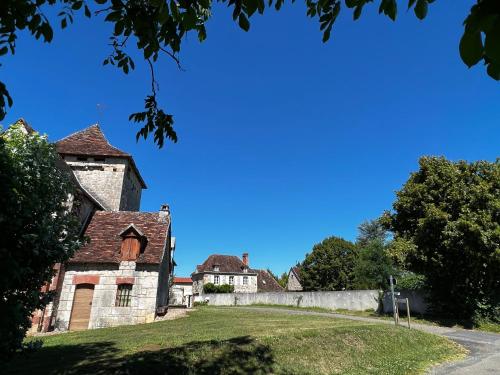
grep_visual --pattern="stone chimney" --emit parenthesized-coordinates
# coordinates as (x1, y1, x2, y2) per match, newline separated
(159, 204, 170, 222)
(242, 252, 249, 267)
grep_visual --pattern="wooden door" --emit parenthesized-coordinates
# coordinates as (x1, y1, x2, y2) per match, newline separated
(69, 284, 94, 331)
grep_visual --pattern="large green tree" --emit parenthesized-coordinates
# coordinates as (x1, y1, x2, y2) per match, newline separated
(300, 236, 357, 291)
(1, 1, 499, 147)
(352, 239, 394, 290)
(383, 156, 500, 323)
(0, 123, 81, 357)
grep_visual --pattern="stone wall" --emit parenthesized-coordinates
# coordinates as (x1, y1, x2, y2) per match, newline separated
(63, 156, 142, 211)
(203, 290, 380, 311)
(382, 290, 428, 315)
(287, 271, 302, 291)
(55, 262, 160, 330)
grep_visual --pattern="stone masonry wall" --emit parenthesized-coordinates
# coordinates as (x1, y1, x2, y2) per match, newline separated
(204, 290, 380, 311)
(120, 165, 142, 211)
(55, 262, 160, 330)
(63, 156, 142, 211)
(287, 271, 302, 291)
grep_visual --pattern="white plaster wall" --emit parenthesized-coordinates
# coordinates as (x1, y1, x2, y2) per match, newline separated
(55, 262, 160, 330)
(204, 290, 380, 311)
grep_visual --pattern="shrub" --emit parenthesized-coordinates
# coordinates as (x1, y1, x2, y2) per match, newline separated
(203, 283, 234, 294)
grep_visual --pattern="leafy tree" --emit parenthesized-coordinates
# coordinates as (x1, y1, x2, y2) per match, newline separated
(300, 236, 357, 291)
(353, 239, 394, 290)
(1, 1, 499, 147)
(356, 219, 388, 248)
(383, 156, 500, 323)
(0, 122, 81, 357)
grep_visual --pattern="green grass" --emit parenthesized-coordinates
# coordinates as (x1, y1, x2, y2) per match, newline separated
(248, 303, 500, 333)
(4, 307, 465, 374)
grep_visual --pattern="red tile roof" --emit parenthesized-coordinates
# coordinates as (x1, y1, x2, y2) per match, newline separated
(174, 277, 193, 284)
(193, 254, 257, 275)
(257, 270, 284, 292)
(70, 211, 170, 264)
(56, 124, 129, 157)
(56, 124, 147, 188)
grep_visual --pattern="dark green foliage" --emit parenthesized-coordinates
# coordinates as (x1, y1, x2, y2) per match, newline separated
(300, 236, 358, 291)
(0, 1, 499, 147)
(203, 283, 235, 294)
(0, 123, 81, 357)
(353, 240, 394, 290)
(396, 271, 426, 291)
(383, 156, 500, 323)
(356, 219, 388, 248)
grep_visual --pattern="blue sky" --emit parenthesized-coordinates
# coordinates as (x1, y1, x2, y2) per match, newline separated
(2, 1, 499, 277)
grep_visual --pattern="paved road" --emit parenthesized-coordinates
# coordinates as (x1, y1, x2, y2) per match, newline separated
(231, 306, 500, 374)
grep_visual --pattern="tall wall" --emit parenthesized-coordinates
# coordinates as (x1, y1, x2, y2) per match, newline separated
(203, 290, 380, 311)
(62, 156, 142, 211)
(55, 262, 160, 330)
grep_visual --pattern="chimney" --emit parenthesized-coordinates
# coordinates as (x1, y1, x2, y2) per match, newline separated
(159, 204, 170, 222)
(242, 252, 249, 267)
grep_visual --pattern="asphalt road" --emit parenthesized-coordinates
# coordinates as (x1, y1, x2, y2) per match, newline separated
(231, 306, 500, 374)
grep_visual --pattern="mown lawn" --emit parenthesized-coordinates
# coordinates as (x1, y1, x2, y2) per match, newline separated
(248, 303, 500, 333)
(5, 307, 465, 374)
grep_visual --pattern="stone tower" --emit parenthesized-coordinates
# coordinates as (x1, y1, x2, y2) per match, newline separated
(56, 124, 146, 211)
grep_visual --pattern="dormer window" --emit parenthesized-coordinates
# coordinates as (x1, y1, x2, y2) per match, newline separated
(119, 224, 146, 261)
(213, 264, 220, 272)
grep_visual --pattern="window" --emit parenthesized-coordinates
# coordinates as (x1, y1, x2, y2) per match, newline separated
(77, 156, 88, 161)
(121, 236, 141, 261)
(229, 276, 234, 285)
(115, 284, 132, 307)
(213, 264, 220, 272)
(243, 276, 248, 285)
(214, 275, 220, 285)
(93, 157, 105, 162)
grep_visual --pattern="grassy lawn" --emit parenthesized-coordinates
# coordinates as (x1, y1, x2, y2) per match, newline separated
(4, 307, 465, 375)
(247, 303, 500, 333)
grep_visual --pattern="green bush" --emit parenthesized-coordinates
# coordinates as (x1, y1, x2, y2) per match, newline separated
(203, 283, 234, 294)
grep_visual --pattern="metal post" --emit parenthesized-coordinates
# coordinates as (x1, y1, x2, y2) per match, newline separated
(389, 275, 397, 325)
(406, 298, 411, 329)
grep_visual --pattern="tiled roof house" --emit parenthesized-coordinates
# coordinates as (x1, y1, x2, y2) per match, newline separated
(192, 253, 284, 294)
(24, 121, 175, 333)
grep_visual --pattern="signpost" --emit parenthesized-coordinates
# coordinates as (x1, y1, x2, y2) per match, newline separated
(389, 275, 397, 325)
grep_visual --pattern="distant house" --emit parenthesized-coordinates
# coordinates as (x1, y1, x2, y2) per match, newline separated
(256, 270, 284, 293)
(192, 253, 258, 294)
(170, 277, 194, 307)
(192, 253, 284, 295)
(287, 266, 303, 291)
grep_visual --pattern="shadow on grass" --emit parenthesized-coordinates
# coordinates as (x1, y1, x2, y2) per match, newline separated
(5, 336, 290, 375)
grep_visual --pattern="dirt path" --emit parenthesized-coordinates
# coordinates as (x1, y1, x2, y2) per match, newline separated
(229, 306, 500, 374)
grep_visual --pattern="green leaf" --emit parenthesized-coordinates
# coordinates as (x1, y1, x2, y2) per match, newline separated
(486, 62, 500, 80)
(408, 0, 417, 9)
(484, 20, 500, 63)
(239, 13, 250, 32)
(0, 47, 8, 56)
(61, 18, 67, 29)
(459, 31, 483, 68)
(84, 5, 91, 18)
(414, 0, 427, 20)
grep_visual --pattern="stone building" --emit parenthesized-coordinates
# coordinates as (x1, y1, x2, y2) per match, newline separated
(287, 266, 303, 291)
(192, 254, 258, 294)
(192, 253, 283, 295)
(170, 277, 194, 307)
(27, 123, 175, 332)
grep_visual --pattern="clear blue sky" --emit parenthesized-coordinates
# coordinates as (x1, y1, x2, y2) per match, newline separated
(2, 1, 499, 277)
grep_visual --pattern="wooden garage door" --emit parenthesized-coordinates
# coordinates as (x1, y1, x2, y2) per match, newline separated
(69, 284, 94, 331)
